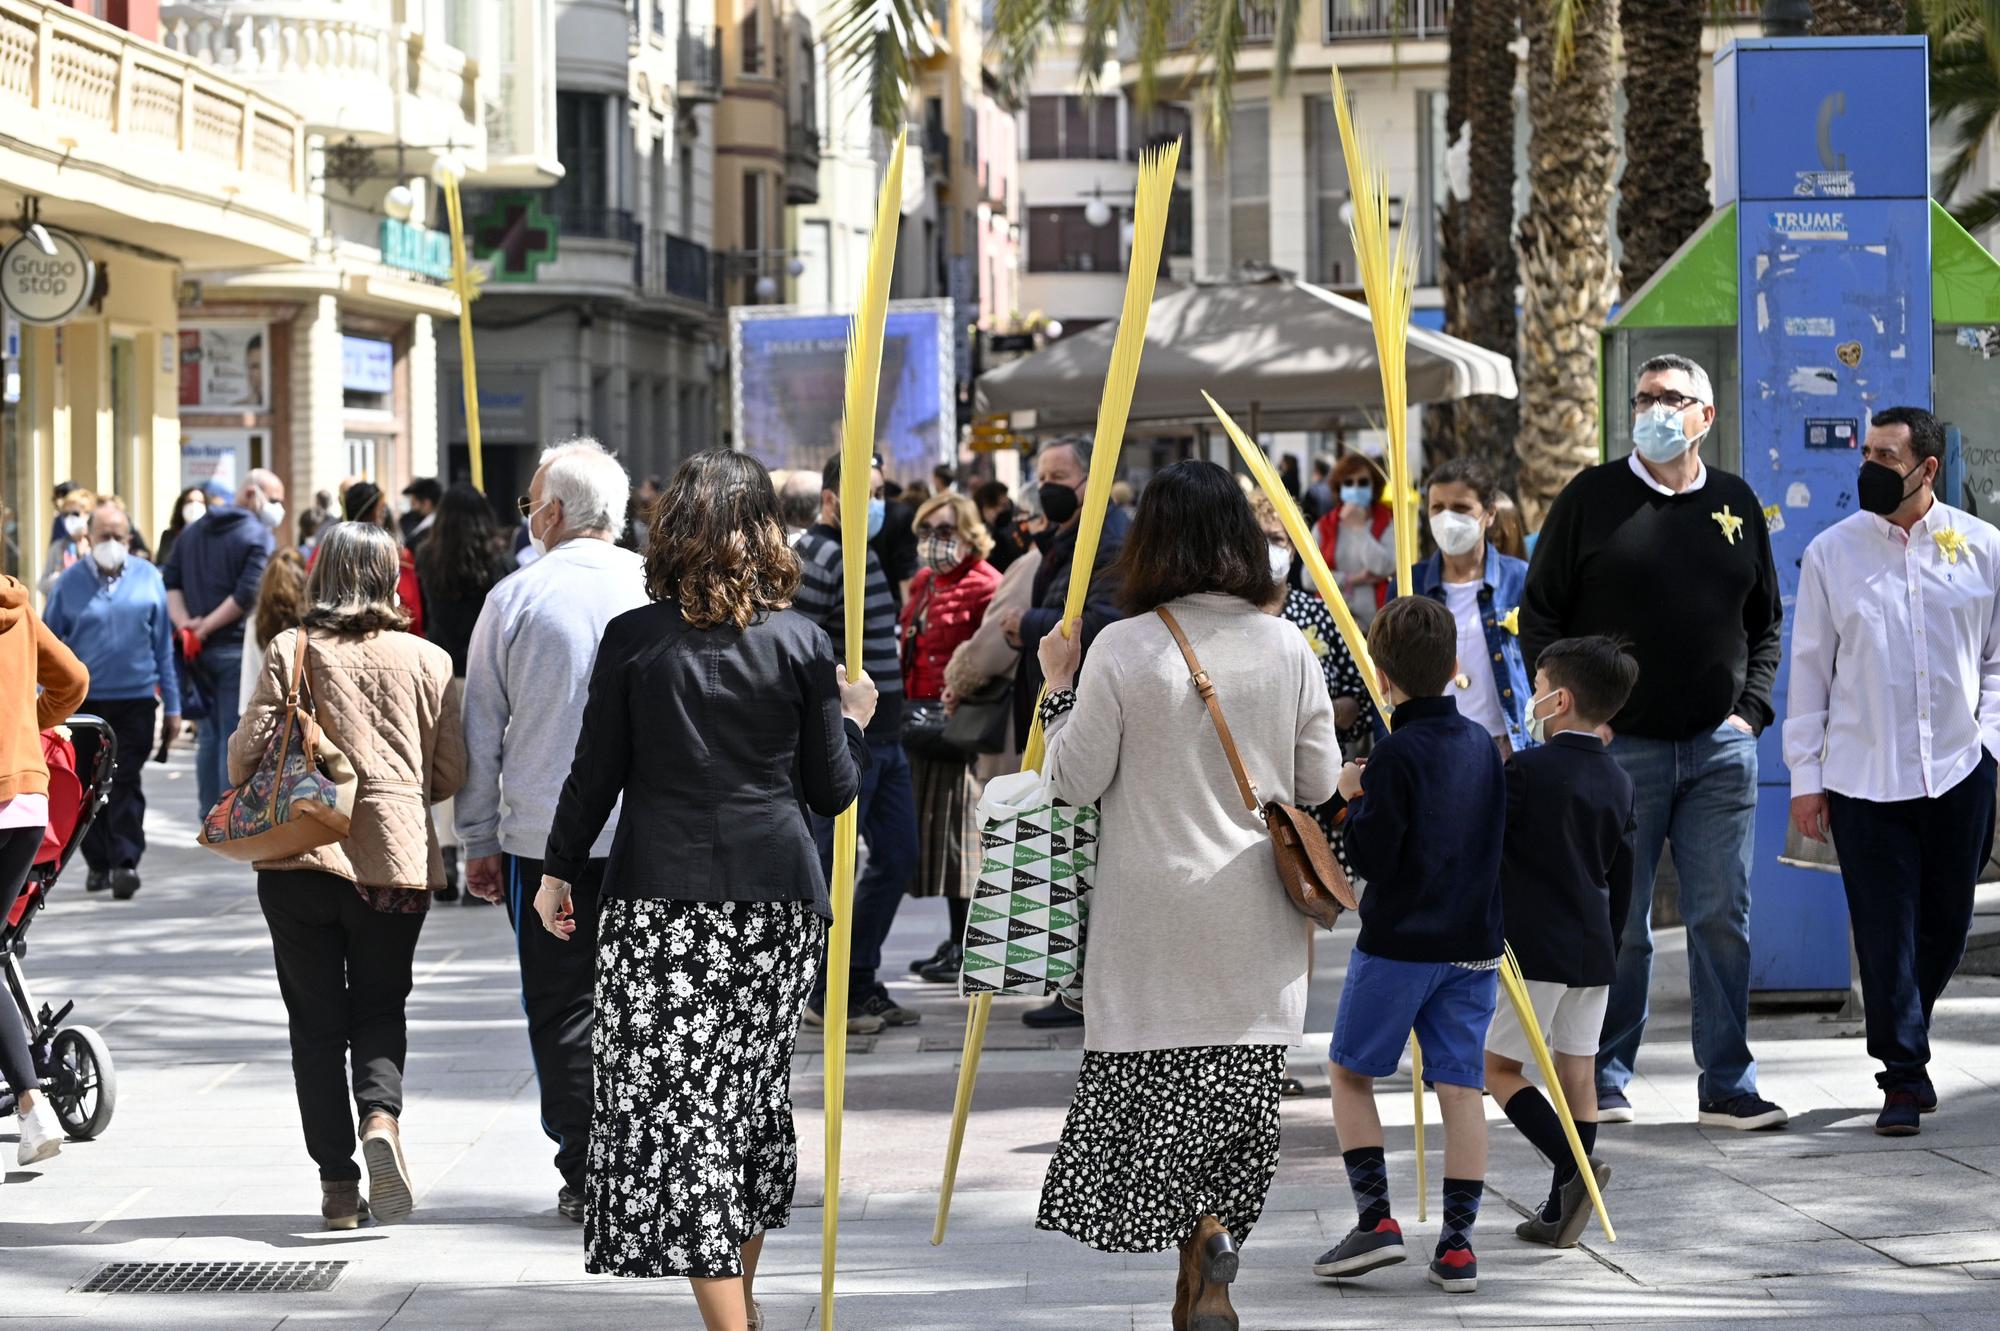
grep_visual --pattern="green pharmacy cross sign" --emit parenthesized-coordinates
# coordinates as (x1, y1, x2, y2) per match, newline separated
(471, 192, 559, 282)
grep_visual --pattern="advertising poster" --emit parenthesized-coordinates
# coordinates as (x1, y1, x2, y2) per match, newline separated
(180, 325, 269, 410)
(730, 299, 954, 476)
(179, 432, 251, 494)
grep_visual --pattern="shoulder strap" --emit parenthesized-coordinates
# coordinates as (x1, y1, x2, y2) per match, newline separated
(1156, 607, 1260, 814)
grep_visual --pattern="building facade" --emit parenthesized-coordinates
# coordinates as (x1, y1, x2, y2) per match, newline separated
(0, 0, 315, 588)
(161, 0, 561, 538)
(437, 0, 724, 501)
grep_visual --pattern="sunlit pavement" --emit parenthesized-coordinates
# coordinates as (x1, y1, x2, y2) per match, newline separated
(4, 745, 1999, 1329)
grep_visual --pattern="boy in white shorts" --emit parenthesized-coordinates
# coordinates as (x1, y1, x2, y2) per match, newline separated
(1485, 636, 1638, 1248)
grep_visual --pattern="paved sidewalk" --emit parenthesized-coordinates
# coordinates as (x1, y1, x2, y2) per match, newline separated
(3, 747, 1999, 1328)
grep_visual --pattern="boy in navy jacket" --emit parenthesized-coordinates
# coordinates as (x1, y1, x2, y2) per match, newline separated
(1312, 596, 1506, 1296)
(1485, 636, 1638, 1248)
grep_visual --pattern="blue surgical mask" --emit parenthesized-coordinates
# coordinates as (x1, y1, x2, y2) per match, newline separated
(1340, 484, 1374, 509)
(866, 497, 886, 539)
(1632, 404, 1703, 464)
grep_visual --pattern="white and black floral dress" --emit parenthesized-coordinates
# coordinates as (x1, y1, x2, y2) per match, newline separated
(585, 898, 821, 1279)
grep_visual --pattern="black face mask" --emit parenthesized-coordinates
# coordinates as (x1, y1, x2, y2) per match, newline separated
(1857, 460, 1923, 516)
(1038, 482, 1080, 525)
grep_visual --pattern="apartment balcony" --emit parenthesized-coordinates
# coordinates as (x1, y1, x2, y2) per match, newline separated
(0, 0, 313, 267)
(785, 122, 820, 205)
(642, 232, 719, 315)
(678, 25, 720, 103)
(160, 0, 486, 179)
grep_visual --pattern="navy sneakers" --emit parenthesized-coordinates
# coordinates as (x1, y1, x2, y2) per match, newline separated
(1697, 1093, 1789, 1130)
(1428, 1247, 1478, 1293)
(1312, 1218, 1408, 1278)
(1596, 1088, 1635, 1123)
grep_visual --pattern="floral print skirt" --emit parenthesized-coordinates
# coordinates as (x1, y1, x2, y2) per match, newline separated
(585, 898, 821, 1279)
(1036, 1044, 1287, 1253)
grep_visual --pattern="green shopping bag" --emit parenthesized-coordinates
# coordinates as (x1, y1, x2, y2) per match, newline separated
(958, 769, 1098, 999)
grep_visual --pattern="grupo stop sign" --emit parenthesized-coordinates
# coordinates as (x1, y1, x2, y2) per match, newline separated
(1, 228, 94, 325)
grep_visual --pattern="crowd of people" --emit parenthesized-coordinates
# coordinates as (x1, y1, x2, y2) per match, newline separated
(0, 348, 1992, 1331)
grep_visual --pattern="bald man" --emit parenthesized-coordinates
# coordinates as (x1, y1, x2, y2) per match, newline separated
(164, 466, 284, 816)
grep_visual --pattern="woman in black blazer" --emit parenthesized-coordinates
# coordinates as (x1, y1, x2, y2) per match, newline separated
(536, 450, 876, 1331)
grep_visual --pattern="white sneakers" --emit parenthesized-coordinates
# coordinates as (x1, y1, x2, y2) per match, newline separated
(16, 1099, 64, 1166)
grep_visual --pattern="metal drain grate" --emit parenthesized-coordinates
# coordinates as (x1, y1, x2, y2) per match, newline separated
(80, 1261, 347, 1294)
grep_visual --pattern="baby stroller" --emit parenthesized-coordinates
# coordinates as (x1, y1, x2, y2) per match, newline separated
(0, 716, 118, 1139)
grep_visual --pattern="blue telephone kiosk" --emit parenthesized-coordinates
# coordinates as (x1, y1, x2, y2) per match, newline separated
(1605, 35, 2000, 997)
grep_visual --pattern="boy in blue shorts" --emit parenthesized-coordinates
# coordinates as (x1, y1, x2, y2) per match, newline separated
(1311, 595, 1507, 1295)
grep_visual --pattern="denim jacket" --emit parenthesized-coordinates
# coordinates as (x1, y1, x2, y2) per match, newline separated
(1409, 545, 1535, 752)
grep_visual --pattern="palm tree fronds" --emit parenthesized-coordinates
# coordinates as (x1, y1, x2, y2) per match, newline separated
(826, 0, 938, 132)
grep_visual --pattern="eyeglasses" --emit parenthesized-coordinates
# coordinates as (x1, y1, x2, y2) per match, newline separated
(1631, 391, 1705, 412)
(919, 521, 959, 536)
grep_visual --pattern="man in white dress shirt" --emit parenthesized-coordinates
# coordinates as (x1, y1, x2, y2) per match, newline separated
(1785, 405, 2000, 1138)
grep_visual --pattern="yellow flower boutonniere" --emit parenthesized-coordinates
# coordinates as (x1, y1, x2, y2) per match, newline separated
(1498, 606, 1520, 636)
(1934, 526, 1968, 565)
(1712, 505, 1744, 546)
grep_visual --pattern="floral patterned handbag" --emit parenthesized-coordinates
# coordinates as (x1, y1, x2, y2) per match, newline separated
(196, 627, 355, 863)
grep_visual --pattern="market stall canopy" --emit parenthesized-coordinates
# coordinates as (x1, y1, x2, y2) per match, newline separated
(976, 272, 1518, 432)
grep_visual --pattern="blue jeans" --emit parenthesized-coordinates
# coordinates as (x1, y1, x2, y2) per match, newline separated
(1598, 721, 1759, 1104)
(811, 737, 918, 997)
(192, 641, 244, 818)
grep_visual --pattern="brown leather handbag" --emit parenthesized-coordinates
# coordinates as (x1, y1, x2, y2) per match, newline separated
(1157, 607, 1358, 928)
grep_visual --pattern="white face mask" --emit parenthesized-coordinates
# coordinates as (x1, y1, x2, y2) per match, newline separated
(1430, 510, 1484, 558)
(1267, 542, 1293, 580)
(256, 499, 284, 529)
(1524, 688, 1561, 745)
(526, 499, 552, 557)
(182, 501, 206, 527)
(62, 513, 86, 539)
(91, 538, 127, 574)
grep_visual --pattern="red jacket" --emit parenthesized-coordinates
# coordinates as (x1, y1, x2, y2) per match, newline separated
(1314, 501, 1395, 611)
(899, 557, 1001, 702)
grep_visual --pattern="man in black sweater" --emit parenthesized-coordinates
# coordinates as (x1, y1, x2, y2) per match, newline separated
(1518, 352, 1787, 1132)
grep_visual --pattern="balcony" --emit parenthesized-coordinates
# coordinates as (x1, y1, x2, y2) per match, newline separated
(678, 25, 721, 102)
(1321, 0, 1447, 40)
(547, 202, 641, 245)
(645, 233, 718, 311)
(160, 0, 485, 177)
(0, 0, 313, 267)
(785, 122, 821, 205)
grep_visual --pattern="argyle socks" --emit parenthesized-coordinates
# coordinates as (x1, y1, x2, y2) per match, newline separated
(1437, 1178, 1483, 1257)
(1342, 1145, 1391, 1229)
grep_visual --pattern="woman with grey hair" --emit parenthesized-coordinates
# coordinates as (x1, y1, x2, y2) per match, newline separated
(231, 521, 467, 1232)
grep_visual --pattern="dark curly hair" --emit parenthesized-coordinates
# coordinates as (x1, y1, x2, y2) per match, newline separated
(416, 482, 509, 601)
(645, 450, 801, 630)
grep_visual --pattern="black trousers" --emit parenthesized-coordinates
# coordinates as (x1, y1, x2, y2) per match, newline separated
(503, 853, 604, 1193)
(1826, 752, 1997, 1091)
(258, 870, 426, 1181)
(0, 827, 43, 1096)
(79, 696, 155, 873)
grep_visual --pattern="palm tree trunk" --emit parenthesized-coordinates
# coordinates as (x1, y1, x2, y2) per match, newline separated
(1618, 0, 1711, 294)
(1427, 0, 1476, 464)
(1455, 0, 1523, 484)
(1812, 0, 1907, 34)
(1515, 0, 1620, 526)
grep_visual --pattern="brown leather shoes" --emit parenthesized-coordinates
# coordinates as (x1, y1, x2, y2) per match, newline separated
(320, 1180, 370, 1231)
(1185, 1215, 1239, 1331)
(359, 1111, 413, 1223)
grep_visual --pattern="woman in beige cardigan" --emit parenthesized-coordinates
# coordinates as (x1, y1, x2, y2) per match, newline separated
(230, 522, 466, 1231)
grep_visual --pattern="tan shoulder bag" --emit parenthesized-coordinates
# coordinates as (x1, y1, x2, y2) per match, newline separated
(1156, 607, 1357, 927)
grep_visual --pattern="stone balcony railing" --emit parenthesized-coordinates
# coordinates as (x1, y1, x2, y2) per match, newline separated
(0, 0, 307, 212)
(159, 0, 483, 169)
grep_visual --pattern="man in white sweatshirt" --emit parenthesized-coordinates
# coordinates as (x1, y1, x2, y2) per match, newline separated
(458, 438, 647, 1222)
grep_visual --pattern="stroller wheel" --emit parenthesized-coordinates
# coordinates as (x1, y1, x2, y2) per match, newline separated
(46, 1025, 116, 1140)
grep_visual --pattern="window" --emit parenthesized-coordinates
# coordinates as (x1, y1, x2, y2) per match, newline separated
(1027, 206, 1121, 273)
(1166, 187, 1193, 258)
(742, 171, 765, 252)
(1025, 95, 1119, 160)
(554, 91, 610, 218)
(678, 139, 696, 237)
(1415, 89, 1447, 286)
(740, 5, 763, 73)
(1129, 98, 1192, 159)
(1309, 96, 1357, 285)
(1227, 102, 1270, 271)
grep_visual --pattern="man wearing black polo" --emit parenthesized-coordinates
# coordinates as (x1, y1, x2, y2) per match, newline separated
(1519, 353, 1788, 1131)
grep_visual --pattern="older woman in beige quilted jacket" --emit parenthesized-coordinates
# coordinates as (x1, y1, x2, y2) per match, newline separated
(229, 521, 465, 1232)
